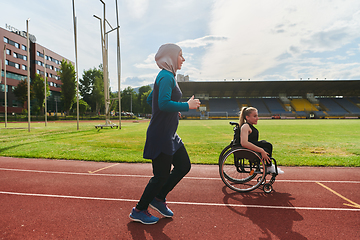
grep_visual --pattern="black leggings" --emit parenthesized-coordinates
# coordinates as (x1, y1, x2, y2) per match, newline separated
(136, 145, 191, 211)
(253, 140, 273, 166)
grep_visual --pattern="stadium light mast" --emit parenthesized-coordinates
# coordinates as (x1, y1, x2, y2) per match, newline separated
(3, 44, 7, 127)
(26, 18, 31, 132)
(43, 49, 47, 126)
(115, 0, 122, 129)
(72, 0, 80, 130)
(93, 0, 120, 129)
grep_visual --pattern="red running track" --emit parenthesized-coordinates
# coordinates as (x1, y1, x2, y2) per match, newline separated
(0, 156, 359, 239)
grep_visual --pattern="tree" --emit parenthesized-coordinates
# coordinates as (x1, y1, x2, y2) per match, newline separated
(141, 89, 152, 114)
(13, 78, 34, 109)
(121, 87, 135, 113)
(72, 99, 89, 115)
(32, 74, 50, 114)
(137, 85, 152, 113)
(79, 65, 104, 114)
(59, 60, 76, 115)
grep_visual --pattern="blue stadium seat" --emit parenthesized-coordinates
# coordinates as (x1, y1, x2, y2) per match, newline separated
(319, 98, 349, 116)
(263, 98, 287, 114)
(247, 98, 270, 114)
(208, 98, 240, 117)
(333, 98, 360, 114)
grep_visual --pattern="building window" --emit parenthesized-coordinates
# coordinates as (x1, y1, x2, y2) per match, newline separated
(4, 37, 9, 43)
(1, 71, 27, 81)
(36, 69, 40, 74)
(22, 65, 27, 70)
(22, 45, 27, 51)
(6, 49, 11, 55)
(13, 52, 18, 58)
(0, 84, 8, 93)
(12, 100, 18, 108)
(15, 63, 20, 69)
(37, 51, 44, 58)
(14, 42, 20, 48)
(6, 60, 17, 68)
(23, 55, 27, 61)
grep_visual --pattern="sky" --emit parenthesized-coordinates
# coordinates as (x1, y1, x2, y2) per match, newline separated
(1, 0, 360, 91)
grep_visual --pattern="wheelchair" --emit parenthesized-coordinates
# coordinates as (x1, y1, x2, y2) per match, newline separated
(219, 122, 279, 193)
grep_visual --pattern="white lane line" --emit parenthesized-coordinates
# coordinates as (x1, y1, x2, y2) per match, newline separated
(0, 167, 359, 183)
(1, 191, 359, 212)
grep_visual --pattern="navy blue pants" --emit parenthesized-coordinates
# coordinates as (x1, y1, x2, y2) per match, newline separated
(136, 145, 191, 211)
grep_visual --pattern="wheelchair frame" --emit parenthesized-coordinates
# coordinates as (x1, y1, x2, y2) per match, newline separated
(218, 122, 278, 193)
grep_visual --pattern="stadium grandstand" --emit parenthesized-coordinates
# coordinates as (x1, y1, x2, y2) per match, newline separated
(177, 78, 360, 119)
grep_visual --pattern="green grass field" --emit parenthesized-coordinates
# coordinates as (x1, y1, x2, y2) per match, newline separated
(0, 119, 359, 167)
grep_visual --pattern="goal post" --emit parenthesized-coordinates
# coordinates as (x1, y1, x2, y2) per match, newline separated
(207, 112, 228, 119)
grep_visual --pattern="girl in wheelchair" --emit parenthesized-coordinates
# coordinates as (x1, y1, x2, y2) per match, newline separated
(239, 107, 284, 174)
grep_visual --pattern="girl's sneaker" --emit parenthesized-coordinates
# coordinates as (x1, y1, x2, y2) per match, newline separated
(129, 208, 159, 224)
(267, 165, 284, 174)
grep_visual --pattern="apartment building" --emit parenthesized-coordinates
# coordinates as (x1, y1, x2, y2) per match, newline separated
(1, 24, 72, 114)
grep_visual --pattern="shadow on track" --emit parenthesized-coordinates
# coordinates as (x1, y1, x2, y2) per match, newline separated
(127, 217, 173, 239)
(222, 186, 307, 240)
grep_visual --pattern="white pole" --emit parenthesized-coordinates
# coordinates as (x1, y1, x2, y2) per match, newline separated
(115, 0, 121, 129)
(26, 18, 31, 132)
(101, 0, 110, 126)
(3, 45, 7, 127)
(43, 49, 47, 126)
(72, 0, 80, 130)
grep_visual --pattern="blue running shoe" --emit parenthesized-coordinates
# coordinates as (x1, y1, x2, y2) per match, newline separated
(149, 198, 174, 218)
(129, 208, 159, 224)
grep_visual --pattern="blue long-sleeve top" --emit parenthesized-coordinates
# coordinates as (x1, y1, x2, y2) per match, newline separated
(143, 69, 189, 159)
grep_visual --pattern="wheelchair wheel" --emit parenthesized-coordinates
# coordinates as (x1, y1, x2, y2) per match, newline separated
(218, 144, 232, 165)
(219, 147, 266, 192)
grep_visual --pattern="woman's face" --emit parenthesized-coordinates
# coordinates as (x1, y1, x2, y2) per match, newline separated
(245, 110, 259, 125)
(177, 50, 185, 70)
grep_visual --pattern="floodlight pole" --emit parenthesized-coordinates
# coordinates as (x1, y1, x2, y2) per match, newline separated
(26, 18, 31, 132)
(115, 0, 122, 129)
(43, 49, 47, 126)
(3, 44, 7, 127)
(72, 0, 80, 130)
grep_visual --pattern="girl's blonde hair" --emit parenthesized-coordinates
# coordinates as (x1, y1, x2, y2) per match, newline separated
(239, 107, 257, 125)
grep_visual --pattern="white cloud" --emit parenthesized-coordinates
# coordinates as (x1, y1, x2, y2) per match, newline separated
(124, 0, 149, 19)
(196, 0, 360, 81)
(177, 36, 228, 48)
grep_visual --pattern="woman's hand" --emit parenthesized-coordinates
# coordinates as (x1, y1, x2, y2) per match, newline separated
(260, 150, 271, 164)
(187, 95, 201, 109)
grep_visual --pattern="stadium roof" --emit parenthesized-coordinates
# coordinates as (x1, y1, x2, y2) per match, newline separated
(178, 79, 360, 98)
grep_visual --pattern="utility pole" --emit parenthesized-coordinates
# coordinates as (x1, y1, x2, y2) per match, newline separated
(72, 0, 80, 130)
(43, 49, 47, 126)
(26, 18, 31, 132)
